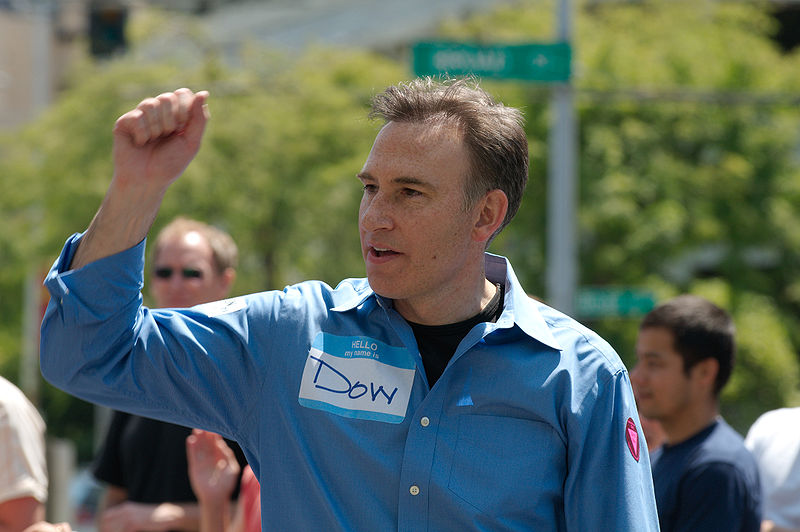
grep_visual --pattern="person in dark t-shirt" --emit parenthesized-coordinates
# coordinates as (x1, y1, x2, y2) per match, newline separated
(631, 294, 761, 532)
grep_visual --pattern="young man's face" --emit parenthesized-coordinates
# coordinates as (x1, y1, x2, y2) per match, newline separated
(358, 120, 483, 319)
(631, 326, 699, 426)
(149, 231, 232, 308)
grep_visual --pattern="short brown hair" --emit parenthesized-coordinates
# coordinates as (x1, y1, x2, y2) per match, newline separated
(640, 295, 735, 396)
(153, 217, 238, 273)
(369, 77, 528, 240)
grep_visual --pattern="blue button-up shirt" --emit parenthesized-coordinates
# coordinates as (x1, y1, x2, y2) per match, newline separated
(41, 234, 660, 531)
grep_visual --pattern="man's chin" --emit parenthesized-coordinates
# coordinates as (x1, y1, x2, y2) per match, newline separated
(366, 276, 402, 300)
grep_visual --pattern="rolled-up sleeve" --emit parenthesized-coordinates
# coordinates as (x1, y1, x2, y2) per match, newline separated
(40, 233, 145, 393)
(39, 234, 259, 444)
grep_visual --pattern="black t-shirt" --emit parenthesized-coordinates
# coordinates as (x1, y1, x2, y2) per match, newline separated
(408, 283, 504, 388)
(652, 418, 761, 532)
(93, 411, 246, 505)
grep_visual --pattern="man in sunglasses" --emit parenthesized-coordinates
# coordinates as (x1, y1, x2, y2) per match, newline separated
(91, 217, 245, 532)
(40, 79, 659, 530)
(147, 217, 237, 309)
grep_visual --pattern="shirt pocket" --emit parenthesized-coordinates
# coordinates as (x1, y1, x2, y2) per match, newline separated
(448, 413, 566, 516)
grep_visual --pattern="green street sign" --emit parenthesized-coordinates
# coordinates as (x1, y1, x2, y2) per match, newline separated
(576, 288, 657, 318)
(412, 41, 571, 82)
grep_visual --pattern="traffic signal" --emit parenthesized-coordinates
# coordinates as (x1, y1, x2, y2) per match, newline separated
(88, 4, 127, 58)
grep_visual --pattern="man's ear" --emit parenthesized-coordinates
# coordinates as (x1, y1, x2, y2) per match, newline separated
(472, 189, 508, 244)
(221, 267, 236, 294)
(692, 358, 720, 392)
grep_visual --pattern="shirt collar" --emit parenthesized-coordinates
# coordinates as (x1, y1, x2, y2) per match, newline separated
(330, 278, 376, 312)
(485, 253, 562, 351)
(331, 254, 562, 352)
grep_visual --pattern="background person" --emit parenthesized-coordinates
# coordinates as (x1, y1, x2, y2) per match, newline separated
(92, 217, 247, 532)
(40, 79, 659, 530)
(0, 375, 47, 532)
(631, 294, 761, 532)
(186, 430, 260, 532)
(745, 407, 800, 532)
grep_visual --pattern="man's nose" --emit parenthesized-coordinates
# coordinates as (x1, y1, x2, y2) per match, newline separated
(168, 273, 188, 288)
(359, 194, 394, 231)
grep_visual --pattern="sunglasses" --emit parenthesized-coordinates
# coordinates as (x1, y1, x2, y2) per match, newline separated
(153, 267, 204, 280)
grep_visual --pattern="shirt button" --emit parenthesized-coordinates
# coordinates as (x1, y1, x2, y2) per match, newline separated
(420, 416, 430, 427)
(409, 485, 420, 496)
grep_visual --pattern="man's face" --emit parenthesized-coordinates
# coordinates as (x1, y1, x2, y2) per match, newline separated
(631, 326, 700, 425)
(149, 231, 232, 308)
(358, 121, 482, 317)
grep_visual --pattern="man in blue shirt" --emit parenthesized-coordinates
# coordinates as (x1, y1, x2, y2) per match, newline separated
(631, 294, 761, 532)
(40, 78, 659, 530)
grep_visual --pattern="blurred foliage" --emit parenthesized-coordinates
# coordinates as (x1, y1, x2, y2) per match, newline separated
(1, 1, 800, 458)
(442, 0, 800, 431)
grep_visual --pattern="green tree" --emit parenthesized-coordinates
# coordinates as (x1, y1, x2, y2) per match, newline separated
(440, 0, 800, 431)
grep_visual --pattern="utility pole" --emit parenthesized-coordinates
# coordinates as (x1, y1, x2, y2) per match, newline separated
(31, 0, 51, 115)
(546, 0, 578, 315)
(21, 0, 53, 404)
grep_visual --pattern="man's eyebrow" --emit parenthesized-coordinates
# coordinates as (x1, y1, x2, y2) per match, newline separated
(356, 172, 433, 188)
(638, 351, 665, 361)
(394, 176, 431, 188)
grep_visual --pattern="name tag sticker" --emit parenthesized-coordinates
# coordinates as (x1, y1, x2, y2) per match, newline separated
(193, 297, 247, 317)
(298, 332, 416, 424)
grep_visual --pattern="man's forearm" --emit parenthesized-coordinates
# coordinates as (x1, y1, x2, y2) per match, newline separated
(153, 503, 201, 532)
(70, 182, 164, 271)
(98, 501, 201, 532)
(0, 496, 45, 532)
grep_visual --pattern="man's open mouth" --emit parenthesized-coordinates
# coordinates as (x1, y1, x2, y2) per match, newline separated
(372, 247, 398, 257)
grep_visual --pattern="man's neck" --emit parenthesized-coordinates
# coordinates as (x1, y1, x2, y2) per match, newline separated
(661, 402, 719, 446)
(394, 277, 498, 326)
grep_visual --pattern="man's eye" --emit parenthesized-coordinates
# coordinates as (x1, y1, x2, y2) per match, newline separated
(362, 184, 377, 193)
(403, 188, 421, 197)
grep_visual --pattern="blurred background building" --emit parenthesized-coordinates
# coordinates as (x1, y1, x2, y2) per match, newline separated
(0, 0, 519, 128)
(0, 0, 222, 128)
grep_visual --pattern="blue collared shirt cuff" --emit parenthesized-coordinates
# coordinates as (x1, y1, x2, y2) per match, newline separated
(43, 233, 147, 324)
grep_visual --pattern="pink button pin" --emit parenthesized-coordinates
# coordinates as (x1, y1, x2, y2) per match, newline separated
(626, 417, 640, 462)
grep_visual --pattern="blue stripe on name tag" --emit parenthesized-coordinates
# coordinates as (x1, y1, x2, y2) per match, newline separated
(312, 332, 415, 369)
